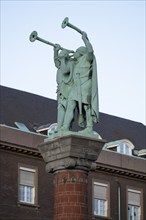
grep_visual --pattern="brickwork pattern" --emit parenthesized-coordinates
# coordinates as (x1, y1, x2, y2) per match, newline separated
(54, 170, 88, 220)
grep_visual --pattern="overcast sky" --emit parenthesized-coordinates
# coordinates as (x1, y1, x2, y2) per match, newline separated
(1, 0, 145, 125)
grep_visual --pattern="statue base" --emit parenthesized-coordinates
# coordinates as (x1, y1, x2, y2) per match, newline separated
(46, 129, 102, 142)
(38, 133, 105, 173)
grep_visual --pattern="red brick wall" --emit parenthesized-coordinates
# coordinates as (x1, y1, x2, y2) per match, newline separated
(54, 170, 88, 220)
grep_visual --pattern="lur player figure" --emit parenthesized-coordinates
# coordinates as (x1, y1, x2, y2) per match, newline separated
(62, 31, 99, 134)
(61, 17, 99, 135)
(53, 45, 74, 131)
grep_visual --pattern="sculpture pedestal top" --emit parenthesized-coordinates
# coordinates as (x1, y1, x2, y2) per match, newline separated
(38, 133, 106, 173)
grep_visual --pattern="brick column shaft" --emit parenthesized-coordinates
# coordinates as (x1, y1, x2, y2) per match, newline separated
(54, 170, 88, 220)
(38, 135, 106, 220)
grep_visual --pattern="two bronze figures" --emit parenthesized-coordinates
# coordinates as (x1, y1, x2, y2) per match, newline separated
(30, 17, 99, 138)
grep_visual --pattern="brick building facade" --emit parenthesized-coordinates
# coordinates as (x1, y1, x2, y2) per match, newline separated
(0, 86, 146, 220)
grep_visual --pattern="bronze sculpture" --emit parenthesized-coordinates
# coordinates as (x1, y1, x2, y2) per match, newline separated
(30, 17, 99, 137)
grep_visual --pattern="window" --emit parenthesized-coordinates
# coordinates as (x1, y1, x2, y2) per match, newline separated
(128, 189, 142, 220)
(93, 181, 109, 217)
(15, 122, 30, 132)
(19, 166, 38, 205)
(104, 139, 134, 156)
(118, 143, 132, 155)
(134, 149, 146, 158)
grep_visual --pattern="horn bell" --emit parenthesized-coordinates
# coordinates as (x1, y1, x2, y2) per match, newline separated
(29, 31, 38, 42)
(61, 17, 69, 29)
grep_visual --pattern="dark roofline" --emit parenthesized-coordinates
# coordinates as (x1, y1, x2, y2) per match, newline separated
(1, 85, 145, 126)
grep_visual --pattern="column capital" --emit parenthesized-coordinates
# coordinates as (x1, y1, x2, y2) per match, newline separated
(38, 134, 106, 173)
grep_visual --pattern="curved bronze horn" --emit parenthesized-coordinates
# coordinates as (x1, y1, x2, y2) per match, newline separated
(61, 17, 83, 35)
(29, 31, 74, 53)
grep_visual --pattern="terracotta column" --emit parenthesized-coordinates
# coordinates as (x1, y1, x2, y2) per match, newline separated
(38, 134, 105, 220)
(54, 170, 88, 220)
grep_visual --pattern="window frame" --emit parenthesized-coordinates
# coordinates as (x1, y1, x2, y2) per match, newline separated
(18, 164, 38, 206)
(127, 186, 143, 220)
(92, 179, 110, 218)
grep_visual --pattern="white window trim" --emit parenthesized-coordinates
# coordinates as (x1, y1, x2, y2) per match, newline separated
(93, 181, 109, 217)
(18, 165, 38, 205)
(94, 199, 107, 216)
(19, 185, 35, 204)
(128, 189, 141, 194)
(20, 166, 36, 173)
(94, 182, 108, 187)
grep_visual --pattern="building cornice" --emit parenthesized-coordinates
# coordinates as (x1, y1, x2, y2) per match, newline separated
(0, 141, 41, 158)
(96, 164, 146, 180)
(0, 141, 145, 180)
